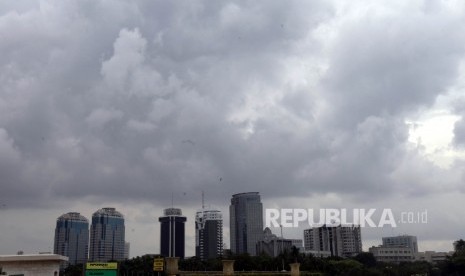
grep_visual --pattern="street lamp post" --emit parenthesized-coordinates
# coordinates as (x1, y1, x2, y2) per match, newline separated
(280, 224, 285, 271)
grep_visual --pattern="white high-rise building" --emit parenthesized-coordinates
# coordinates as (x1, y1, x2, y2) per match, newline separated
(304, 224, 362, 258)
(195, 209, 223, 260)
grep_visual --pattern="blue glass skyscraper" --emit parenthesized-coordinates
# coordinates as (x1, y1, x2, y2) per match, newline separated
(53, 212, 89, 266)
(89, 207, 125, 261)
(230, 192, 263, 256)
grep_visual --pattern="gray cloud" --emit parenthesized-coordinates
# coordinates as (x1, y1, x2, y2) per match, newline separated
(1, 0, 464, 256)
(321, 4, 465, 128)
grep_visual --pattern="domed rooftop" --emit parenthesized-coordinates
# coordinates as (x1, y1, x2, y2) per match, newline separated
(93, 207, 124, 218)
(57, 212, 88, 222)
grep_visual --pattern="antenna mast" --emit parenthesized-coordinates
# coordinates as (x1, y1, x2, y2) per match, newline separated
(202, 190, 205, 209)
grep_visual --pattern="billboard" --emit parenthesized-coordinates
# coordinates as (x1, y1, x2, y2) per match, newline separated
(86, 262, 118, 270)
(86, 262, 118, 276)
(85, 271, 117, 276)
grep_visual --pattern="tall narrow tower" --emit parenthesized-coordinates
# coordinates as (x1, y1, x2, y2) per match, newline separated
(54, 212, 89, 266)
(159, 208, 187, 258)
(89, 207, 125, 261)
(195, 208, 223, 261)
(229, 192, 263, 256)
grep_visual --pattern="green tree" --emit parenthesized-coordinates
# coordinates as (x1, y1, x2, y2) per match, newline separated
(290, 246, 301, 263)
(353, 252, 377, 268)
(179, 256, 205, 271)
(61, 264, 83, 276)
(397, 261, 432, 276)
(454, 239, 465, 255)
(232, 253, 255, 271)
(439, 239, 465, 275)
(326, 259, 363, 276)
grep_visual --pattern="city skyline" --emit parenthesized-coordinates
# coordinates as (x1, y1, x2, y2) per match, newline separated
(0, 195, 461, 258)
(1, 0, 465, 258)
(3, 195, 458, 260)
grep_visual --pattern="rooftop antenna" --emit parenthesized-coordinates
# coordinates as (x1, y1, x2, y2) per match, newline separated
(171, 192, 174, 208)
(202, 190, 205, 209)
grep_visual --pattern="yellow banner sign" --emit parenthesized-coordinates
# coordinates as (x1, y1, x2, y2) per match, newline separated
(153, 258, 164, 271)
(86, 262, 118, 270)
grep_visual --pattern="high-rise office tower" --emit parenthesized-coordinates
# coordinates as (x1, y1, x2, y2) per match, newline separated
(304, 224, 362, 258)
(195, 209, 223, 260)
(89, 207, 125, 261)
(159, 208, 187, 258)
(229, 192, 263, 256)
(53, 212, 89, 266)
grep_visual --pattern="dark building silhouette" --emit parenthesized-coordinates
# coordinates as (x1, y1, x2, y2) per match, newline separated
(159, 208, 187, 258)
(195, 209, 223, 260)
(256, 227, 293, 257)
(54, 212, 89, 266)
(230, 192, 263, 256)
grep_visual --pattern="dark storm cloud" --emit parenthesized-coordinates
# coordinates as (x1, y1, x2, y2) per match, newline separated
(452, 96, 465, 147)
(2, 0, 465, 257)
(0, 0, 464, 210)
(0, 1, 334, 209)
(302, 2, 465, 198)
(321, 5, 465, 128)
(453, 117, 465, 146)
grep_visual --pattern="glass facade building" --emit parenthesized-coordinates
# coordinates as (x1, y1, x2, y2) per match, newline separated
(89, 207, 125, 261)
(53, 212, 89, 266)
(229, 192, 263, 256)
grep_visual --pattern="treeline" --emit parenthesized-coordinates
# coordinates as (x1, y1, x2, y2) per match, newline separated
(61, 239, 465, 276)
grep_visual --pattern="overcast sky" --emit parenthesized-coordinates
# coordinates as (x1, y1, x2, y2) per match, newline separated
(1, 0, 465, 258)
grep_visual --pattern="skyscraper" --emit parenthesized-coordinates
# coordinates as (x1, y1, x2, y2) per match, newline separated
(53, 212, 89, 266)
(229, 192, 263, 256)
(159, 208, 187, 258)
(195, 209, 223, 261)
(303, 224, 362, 258)
(89, 207, 125, 262)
